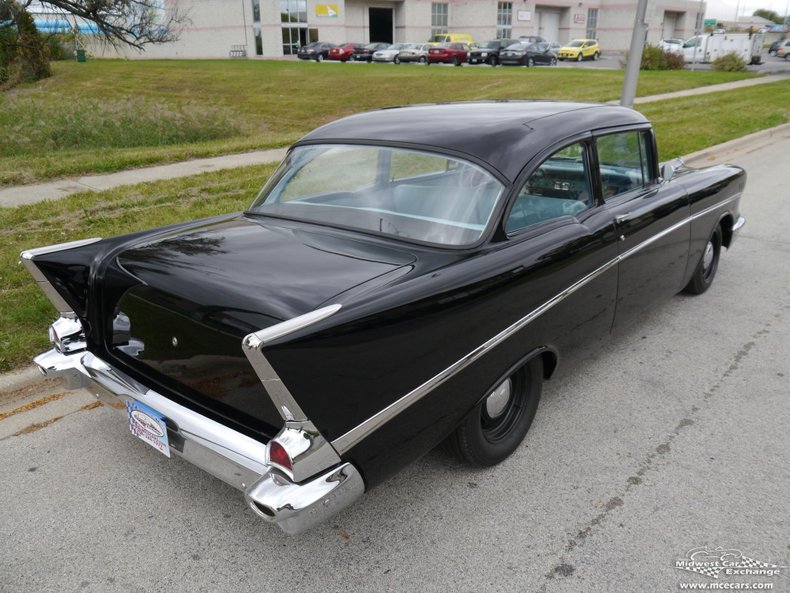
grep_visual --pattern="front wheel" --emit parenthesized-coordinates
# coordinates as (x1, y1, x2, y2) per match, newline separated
(683, 225, 722, 295)
(316, 54, 324, 62)
(576, 53, 583, 62)
(451, 56, 459, 66)
(419, 55, 427, 64)
(443, 357, 543, 466)
(550, 56, 557, 66)
(593, 51, 600, 61)
(785, 54, 790, 61)
(527, 57, 535, 67)
(394, 56, 401, 64)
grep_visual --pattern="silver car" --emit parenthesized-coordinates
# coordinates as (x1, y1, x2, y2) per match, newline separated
(395, 43, 431, 64)
(372, 43, 408, 62)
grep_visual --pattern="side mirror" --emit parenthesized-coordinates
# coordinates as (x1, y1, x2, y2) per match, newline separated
(660, 162, 676, 183)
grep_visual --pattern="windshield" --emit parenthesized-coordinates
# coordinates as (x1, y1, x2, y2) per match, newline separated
(568, 40, 584, 47)
(505, 43, 526, 50)
(431, 34, 449, 42)
(249, 145, 505, 246)
(484, 41, 500, 49)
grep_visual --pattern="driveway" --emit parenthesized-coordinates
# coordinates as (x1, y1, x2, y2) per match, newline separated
(1, 132, 788, 592)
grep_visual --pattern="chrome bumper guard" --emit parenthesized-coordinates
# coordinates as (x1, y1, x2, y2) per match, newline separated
(33, 348, 364, 534)
(730, 216, 746, 245)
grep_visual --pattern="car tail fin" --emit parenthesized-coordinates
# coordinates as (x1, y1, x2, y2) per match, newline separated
(20, 238, 103, 318)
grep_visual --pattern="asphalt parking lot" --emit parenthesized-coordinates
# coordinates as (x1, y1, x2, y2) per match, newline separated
(1, 131, 789, 593)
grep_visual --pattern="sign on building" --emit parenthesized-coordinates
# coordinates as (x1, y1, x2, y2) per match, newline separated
(573, 13, 586, 24)
(517, 10, 531, 21)
(316, 4, 339, 17)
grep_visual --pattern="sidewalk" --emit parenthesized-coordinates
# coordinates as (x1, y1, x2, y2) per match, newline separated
(0, 148, 287, 208)
(1, 73, 787, 209)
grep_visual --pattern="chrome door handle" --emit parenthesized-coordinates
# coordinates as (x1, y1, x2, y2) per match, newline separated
(615, 214, 632, 225)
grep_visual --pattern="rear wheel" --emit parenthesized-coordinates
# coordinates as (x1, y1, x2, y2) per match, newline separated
(316, 54, 324, 62)
(683, 225, 722, 295)
(451, 56, 459, 66)
(419, 55, 427, 64)
(785, 54, 790, 61)
(593, 51, 600, 60)
(394, 56, 401, 64)
(488, 56, 498, 66)
(443, 357, 543, 466)
(527, 57, 535, 67)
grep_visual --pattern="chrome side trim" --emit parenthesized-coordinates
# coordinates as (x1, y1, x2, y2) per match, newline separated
(331, 193, 742, 454)
(332, 256, 619, 454)
(241, 304, 342, 423)
(20, 238, 102, 317)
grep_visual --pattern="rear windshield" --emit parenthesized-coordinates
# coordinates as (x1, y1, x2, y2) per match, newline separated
(249, 145, 505, 247)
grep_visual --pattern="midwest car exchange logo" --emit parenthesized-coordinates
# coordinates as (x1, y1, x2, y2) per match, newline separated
(674, 547, 785, 579)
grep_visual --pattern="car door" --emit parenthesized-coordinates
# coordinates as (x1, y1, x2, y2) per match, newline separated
(501, 139, 620, 351)
(593, 128, 690, 332)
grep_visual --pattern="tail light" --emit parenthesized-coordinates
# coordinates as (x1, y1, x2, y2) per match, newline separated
(268, 441, 293, 472)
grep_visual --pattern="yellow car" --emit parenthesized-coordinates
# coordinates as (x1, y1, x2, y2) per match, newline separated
(557, 39, 600, 62)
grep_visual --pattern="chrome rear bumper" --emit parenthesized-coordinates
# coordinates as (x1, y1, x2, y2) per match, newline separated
(33, 348, 364, 534)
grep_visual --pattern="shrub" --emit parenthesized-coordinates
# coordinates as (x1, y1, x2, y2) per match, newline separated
(622, 43, 685, 71)
(0, 6, 51, 87)
(712, 52, 747, 72)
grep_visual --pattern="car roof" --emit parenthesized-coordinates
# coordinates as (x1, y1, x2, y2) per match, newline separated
(295, 101, 648, 182)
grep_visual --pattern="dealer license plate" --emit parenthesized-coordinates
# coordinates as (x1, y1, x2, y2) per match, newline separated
(126, 400, 170, 458)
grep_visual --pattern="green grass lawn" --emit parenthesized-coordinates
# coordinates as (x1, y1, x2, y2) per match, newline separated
(0, 68, 788, 372)
(0, 59, 758, 186)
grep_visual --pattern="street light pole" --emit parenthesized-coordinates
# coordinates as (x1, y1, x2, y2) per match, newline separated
(620, 0, 650, 107)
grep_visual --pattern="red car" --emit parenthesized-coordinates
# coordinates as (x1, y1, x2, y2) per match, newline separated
(328, 43, 365, 62)
(427, 43, 469, 66)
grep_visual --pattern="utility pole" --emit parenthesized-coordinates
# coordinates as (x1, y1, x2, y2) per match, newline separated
(689, 0, 704, 72)
(620, 0, 650, 107)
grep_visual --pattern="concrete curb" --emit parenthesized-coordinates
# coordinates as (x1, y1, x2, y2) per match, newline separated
(1, 121, 789, 398)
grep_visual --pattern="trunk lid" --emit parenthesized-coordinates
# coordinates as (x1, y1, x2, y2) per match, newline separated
(108, 214, 415, 437)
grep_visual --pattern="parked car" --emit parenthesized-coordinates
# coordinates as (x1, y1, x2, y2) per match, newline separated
(328, 42, 365, 62)
(427, 42, 469, 65)
(499, 41, 558, 66)
(395, 43, 431, 64)
(557, 39, 600, 61)
(352, 42, 390, 62)
(776, 39, 790, 59)
(660, 38, 684, 53)
(372, 43, 409, 62)
(429, 33, 474, 45)
(467, 39, 517, 65)
(25, 101, 746, 534)
(297, 41, 336, 61)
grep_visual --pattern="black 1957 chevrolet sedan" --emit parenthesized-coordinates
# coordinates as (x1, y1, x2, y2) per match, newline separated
(23, 102, 745, 534)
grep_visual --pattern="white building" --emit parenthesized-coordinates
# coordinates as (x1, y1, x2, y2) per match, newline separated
(98, 0, 706, 59)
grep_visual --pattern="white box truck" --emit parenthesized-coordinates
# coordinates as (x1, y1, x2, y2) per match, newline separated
(682, 32, 765, 64)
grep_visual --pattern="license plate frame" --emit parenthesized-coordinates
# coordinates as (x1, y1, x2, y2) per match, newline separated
(126, 400, 171, 458)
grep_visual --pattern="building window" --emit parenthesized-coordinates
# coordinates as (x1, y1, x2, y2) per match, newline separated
(431, 3, 448, 37)
(496, 2, 513, 39)
(251, 0, 262, 56)
(586, 8, 598, 39)
(281, 0, 308, 54)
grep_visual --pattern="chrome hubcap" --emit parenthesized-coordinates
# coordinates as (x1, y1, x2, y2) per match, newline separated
(702, 241, 714, 271)
(486, 378, 512, 418)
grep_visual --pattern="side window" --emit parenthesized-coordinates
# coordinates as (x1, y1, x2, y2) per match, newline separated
(596, 131, 649, 201)
(506, 142, 593, 234)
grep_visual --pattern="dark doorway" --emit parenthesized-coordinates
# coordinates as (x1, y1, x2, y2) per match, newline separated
(368, 8, 393, 43)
